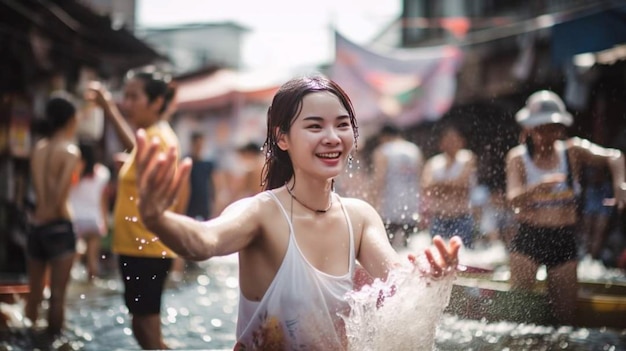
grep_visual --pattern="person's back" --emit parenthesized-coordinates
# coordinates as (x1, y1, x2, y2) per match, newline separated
(378, 139, 422, 217)
(26, 95, 81, 337)
(372, 125, 423, 248)
(31, 142, 77, 220)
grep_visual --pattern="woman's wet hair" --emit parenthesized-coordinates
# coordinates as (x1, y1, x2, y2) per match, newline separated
(127, 70, 176, 115)
(43, 93, 76, 136)
(261, 75, 358, 190)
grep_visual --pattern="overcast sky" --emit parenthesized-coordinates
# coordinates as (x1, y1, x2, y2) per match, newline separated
(136, 0, 401, 71)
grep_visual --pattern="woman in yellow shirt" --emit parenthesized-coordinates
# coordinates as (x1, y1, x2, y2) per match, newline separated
(88, 71, 186, 350)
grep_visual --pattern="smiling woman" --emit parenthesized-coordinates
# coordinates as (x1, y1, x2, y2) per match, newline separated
(127, 74, 461, 350)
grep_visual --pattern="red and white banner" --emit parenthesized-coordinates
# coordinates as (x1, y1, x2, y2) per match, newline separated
(330, 31, 463, 130)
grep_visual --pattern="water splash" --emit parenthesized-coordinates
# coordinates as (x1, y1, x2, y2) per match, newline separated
(341, 258, 455, 351)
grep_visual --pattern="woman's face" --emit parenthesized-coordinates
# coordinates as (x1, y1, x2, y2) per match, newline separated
(440, 128, 464, 155)
(278, 91, 355, 181)
(530, 123, 565, 146)
(121, 78, 160, 128)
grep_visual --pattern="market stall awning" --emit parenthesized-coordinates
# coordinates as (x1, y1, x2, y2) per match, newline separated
(0, 0, 162, 73)
(552, 3, 626, 66)
(175, 69, 282, 111)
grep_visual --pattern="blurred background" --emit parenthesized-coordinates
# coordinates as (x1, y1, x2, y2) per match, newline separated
(3, 0, 626, 286)
(1, 1, 626, 349)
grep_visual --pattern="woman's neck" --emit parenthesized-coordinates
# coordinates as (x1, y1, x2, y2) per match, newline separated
(285, 177, 333, 212)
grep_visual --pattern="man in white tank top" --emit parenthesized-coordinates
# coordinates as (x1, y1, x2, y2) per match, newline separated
(372, 123, 424, 249)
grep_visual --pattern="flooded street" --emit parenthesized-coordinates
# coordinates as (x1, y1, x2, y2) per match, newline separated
(2, 234, 626, 350)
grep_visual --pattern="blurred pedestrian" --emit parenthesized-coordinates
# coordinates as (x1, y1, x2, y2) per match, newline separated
(69, 141, 111, 282)
(580, 165, 614, 260)
(88, 70, 187, 350)
(26, 94, 81, 337)
(230, 141, 265, 200)
(422, 123, 477, 248)
(506, 90, 626, 324)
(371, 123, 424, 248)
(185, 132, 218, 220)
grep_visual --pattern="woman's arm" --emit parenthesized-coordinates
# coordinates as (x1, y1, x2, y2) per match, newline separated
(354, 199, 403, 280)
(506, 149, 534, 209)
(569, 137, 626, 208)
(354, 198, 461, 281)
(134, 129, 261, 261)
(88, 82, 135, 151)
(144, 197, 263, 261)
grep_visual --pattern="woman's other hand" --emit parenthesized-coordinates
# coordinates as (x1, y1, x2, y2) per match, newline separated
(410, 235, 462, 280)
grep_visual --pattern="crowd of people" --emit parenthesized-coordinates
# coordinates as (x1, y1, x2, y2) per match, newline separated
(17, 70, 626, 349)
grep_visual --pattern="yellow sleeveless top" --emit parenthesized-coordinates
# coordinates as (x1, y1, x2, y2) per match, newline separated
(112, 121, 179, 258)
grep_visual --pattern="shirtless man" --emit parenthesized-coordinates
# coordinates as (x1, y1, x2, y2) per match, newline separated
(422, 124, 478, 248)
(26, 94, 81, 337)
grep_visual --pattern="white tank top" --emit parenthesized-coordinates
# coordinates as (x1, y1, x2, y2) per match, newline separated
(430, 149, 472, 182)
(379, 139, 422, 223)
(521, 141, 580, 207)
(69, 164, 110, 225)
(235, 191, 355, 350)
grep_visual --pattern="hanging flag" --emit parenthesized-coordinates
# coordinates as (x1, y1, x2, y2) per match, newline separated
(330, 31, 463, 130)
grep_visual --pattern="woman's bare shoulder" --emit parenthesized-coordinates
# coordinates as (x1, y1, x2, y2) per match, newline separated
(506, 144, 526, 161)
(221, 190, 276, 217)
(338, 196, 378, 221)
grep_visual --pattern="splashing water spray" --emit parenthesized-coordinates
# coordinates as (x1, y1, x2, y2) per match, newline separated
(341, 254, 455, 351)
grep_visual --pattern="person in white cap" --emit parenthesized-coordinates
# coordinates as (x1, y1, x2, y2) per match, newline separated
(505, 90, 626, 325)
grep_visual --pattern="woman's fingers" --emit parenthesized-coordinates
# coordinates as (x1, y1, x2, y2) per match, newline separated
(164, 157, 192, 203)
(136, 130, 160, 183)
(148, 147, 177, 191)
(135, 129, 190, 213)
(424, 235, 463, 278)
(424, 248, 443, 277)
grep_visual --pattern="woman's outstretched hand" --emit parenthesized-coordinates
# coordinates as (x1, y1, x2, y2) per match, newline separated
(410, 235, 462, 280)
(135, 129, 192, 226)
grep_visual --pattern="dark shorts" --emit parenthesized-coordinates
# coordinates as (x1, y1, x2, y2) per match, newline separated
(510, 223, 577, 268)
(430, 214, 475, 248)
(27, 219, 76, 261)
(118, 255, 172, 315)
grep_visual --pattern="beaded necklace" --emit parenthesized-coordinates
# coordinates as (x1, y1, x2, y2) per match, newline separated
(285, 184, 333, 214)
